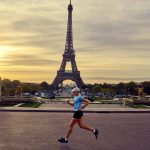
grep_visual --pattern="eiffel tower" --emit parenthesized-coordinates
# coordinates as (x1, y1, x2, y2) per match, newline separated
(51, 0, 85, 88)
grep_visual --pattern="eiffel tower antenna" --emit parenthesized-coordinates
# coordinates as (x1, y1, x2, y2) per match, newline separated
(70, 0, 71, 5)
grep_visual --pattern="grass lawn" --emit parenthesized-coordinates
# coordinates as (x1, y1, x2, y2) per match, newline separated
(130, 104, 150, 109)
(19, 102, 42, 108)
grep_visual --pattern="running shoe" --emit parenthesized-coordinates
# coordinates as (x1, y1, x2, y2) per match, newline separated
(58, 137, 68, 143)
(94, 129, 99, 139)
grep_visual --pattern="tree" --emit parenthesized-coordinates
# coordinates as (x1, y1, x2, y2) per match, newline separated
(142, 82, 150, 94)
(116, 82, 126, 94)
(126, 81, 137, 95)
(102, 83, 111, 89)
(2, 79, 12, 89)
(2, 79, 12, 96)
(12, 80, 21, 88)
(92, 84, 102, 93)
(40, 82, 49, 90)
(22, 84, 32, 93)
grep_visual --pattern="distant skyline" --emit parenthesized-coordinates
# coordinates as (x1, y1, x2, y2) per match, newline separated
(0, 0, 150, 84)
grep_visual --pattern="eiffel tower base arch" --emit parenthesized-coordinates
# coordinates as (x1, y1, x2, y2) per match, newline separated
(51, 71, 85, 89)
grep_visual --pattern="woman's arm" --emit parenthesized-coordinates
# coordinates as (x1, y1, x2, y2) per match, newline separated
(81, 98, 90, 109)
(66, 100, 74, 107)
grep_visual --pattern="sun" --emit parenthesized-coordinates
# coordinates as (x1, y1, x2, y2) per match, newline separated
(0, 46, 14, 59)
(0, 49, 6, 59)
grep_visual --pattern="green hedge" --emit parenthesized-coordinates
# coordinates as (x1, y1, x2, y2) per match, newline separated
(19, 102, 42, 108)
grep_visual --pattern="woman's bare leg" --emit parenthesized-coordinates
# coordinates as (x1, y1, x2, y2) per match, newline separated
(77, 117, 94, 132)
(65, 118, 77, 139)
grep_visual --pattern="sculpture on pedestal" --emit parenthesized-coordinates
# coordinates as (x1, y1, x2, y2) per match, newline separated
(137, 87, 147, 101)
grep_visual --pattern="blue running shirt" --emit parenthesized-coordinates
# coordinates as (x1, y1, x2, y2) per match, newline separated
(74, 95, 84, 111)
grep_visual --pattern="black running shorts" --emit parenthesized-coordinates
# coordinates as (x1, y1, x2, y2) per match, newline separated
(73, 111, 83, 119)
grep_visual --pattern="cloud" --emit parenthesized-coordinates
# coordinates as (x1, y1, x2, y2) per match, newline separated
(0, 53, 59, 66)
(85, 77, 150, 82)
(73, 0, 150, 53)
(0, 0, 150, 83)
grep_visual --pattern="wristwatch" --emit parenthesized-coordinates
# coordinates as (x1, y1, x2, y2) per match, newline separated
(82, 106, 85, 109)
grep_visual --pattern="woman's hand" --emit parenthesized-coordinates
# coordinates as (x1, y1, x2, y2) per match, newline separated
(66, 100, 70, 104)
(66, 99, 74, 107)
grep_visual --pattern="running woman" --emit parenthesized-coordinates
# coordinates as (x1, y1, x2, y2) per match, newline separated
(58, 87, 99, 143)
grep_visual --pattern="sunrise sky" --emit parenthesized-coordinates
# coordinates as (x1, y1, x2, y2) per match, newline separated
(0, 0, 150, 84)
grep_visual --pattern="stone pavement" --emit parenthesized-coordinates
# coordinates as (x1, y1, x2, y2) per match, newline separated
(0, 103, 150, 113)
(0, 112, 150, 150)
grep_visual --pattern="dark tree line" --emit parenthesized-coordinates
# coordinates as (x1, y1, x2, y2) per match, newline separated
(1, 78, 150, 96)
(1, 79, 41, 96)
(86, 81, 150, 95)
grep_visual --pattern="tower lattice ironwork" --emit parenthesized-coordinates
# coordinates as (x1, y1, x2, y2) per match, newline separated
(51, 0, 85, 88)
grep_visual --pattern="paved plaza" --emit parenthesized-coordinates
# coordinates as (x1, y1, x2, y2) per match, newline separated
(0, 112, 150, 150)
(1, 102, 150, 113)
(40, 103, 127, 109)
